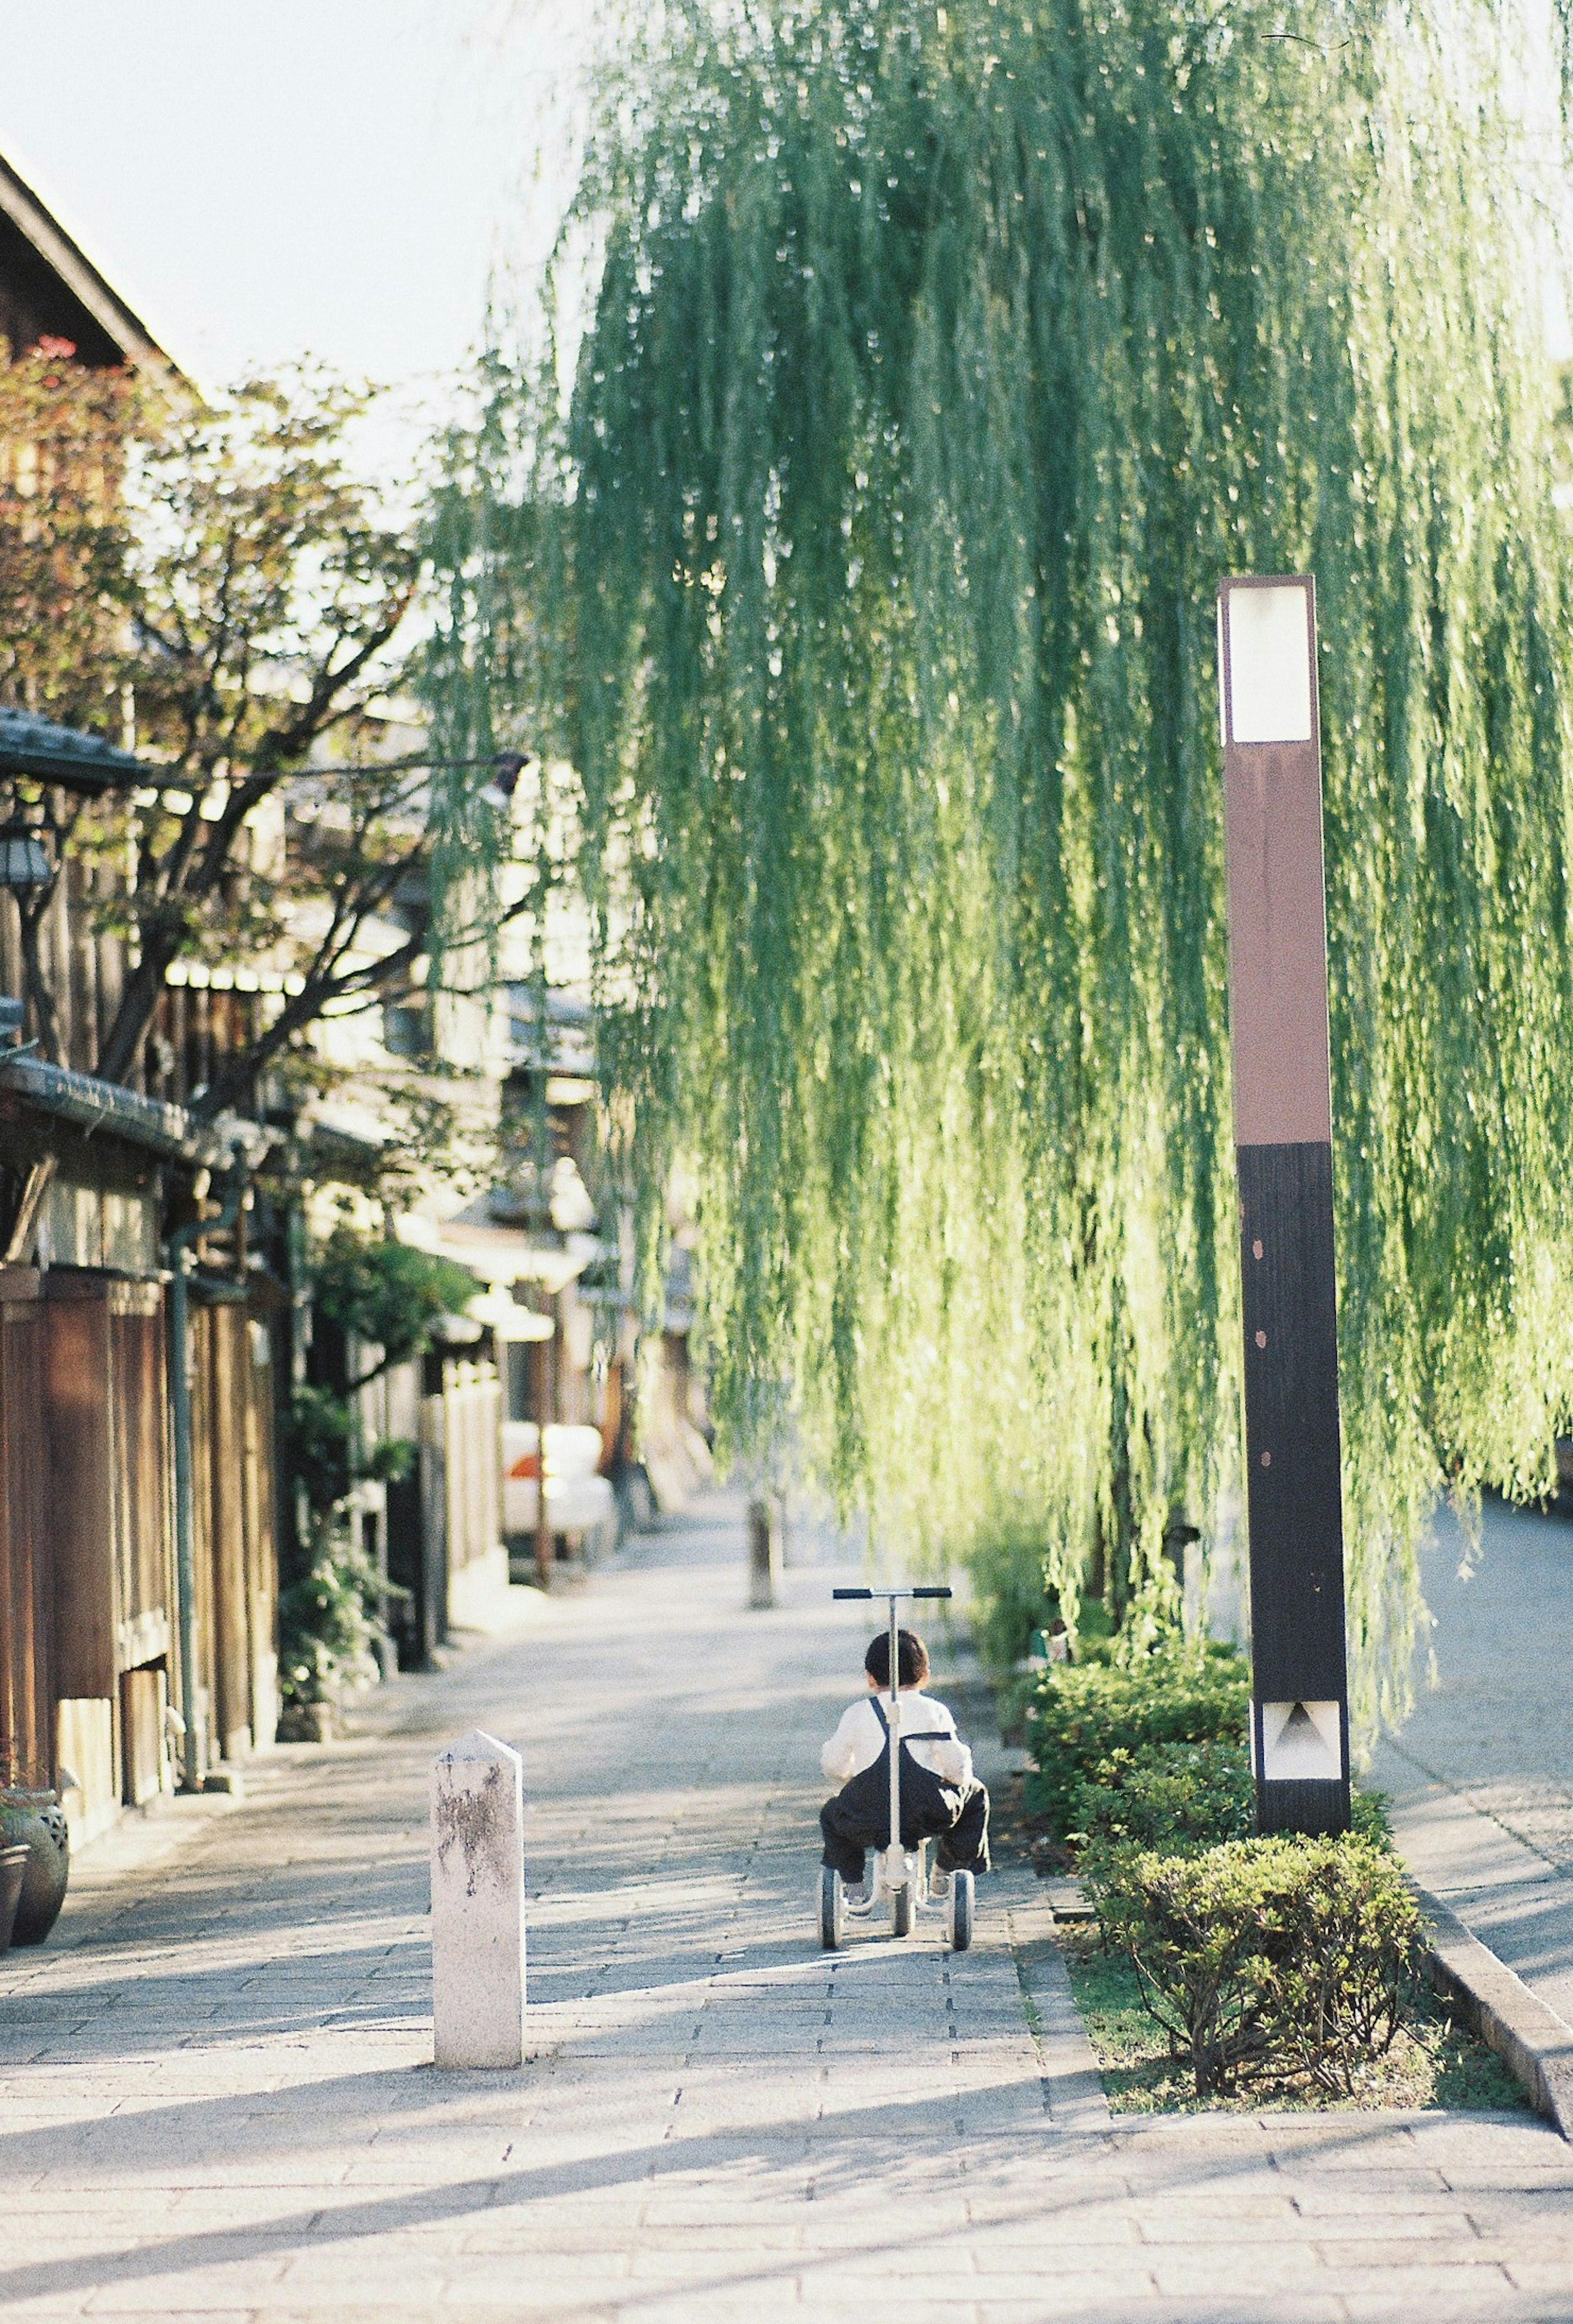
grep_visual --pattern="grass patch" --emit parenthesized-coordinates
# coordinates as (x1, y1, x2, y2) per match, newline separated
(1059, 1923, 1530, 2115)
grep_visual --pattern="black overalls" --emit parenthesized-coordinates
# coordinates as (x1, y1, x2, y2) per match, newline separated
(819, 1695, 990, 1884)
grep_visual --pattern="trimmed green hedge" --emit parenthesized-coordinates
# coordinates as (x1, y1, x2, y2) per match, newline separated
(1025, 1649, 1251, 1837)
(1070, 1740, 1255, 1858)
(1028, 1626, 1413, 2103)
(1092, 1836, 1422, 2096)
(1068, 1737, 1395, 1863)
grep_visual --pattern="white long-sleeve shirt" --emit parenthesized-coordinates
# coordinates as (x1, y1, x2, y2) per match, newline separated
(820, 1689, 973, 1789)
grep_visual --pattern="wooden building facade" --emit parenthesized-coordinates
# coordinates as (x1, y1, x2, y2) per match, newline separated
(0, 156, 288, 1852)
(0, 1148, 283, 1845)
(0, 707, 283, 1842)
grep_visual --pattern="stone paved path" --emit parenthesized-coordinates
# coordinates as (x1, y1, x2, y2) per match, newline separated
(1369, 1498, 1573, 2031)
(5, 1493, 1573, 2321)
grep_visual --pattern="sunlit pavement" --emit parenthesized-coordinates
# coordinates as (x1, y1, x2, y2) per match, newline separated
(1370, 1496, 1573, 2027)
(4, 1491, 1573, 2322)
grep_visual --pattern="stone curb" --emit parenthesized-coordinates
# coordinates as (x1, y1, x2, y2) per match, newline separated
(998, 1867, 1114, 2135)
(1417, 1882, 1573, 2136)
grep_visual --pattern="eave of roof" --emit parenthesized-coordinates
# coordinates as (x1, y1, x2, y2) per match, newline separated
(415, 1216, 606, 1297)
(0, 706, 145, 795)
(0, 1055, 273, 1177)
(0, 1053, 190, 1158)
(0, 152, 173, 377)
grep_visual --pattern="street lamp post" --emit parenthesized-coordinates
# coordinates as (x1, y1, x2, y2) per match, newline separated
(1216, 574, 1351, 1837)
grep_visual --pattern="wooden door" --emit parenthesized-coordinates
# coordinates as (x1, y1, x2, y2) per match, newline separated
(107, 1279, 171, 1675)
(120, 1664, 164, 1805)
(45, 1278, 114, 1706)
(46, 1269, 177, 1814)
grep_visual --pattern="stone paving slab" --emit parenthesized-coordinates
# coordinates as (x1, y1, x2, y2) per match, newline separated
(4, 1492, 1573, 2319)
(1369, 1497, 1573, 2040)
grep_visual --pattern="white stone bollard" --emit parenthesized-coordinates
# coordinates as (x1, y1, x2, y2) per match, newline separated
(431, 1728, 526, 2069)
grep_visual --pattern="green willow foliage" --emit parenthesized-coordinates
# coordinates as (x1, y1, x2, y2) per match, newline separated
(434, 0, 1573, 1733)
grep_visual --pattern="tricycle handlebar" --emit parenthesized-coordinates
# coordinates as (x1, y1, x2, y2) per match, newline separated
(831, 1584, 953, 1600)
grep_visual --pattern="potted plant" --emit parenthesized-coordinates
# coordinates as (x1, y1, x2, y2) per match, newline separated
(0, 1748, 69, 1945)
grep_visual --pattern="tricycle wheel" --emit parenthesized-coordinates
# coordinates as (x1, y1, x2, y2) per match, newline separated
(948, 1869, 974, 1952)
(820, 1866, 843, 1950)
(891, 1883, 913, 1937)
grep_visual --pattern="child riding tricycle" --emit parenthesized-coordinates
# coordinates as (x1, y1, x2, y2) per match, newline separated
(818, 1584, 990, 1952)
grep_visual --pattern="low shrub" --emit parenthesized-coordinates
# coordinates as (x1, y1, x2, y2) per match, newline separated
(1070, 1736, 1395, 1866)
(1092, 1836, 1422, 2096)
(1059, 1920, 1527, 2115)
(1025, 1648, 1250, 1837)
(1350, 1786, 1394, 1849)
(279, 1531, 388, 1712)
(1072, 1598, 1118, 1662)
(1070, 1739, 1255, 1859)
(961, 1524, 1062, 1670)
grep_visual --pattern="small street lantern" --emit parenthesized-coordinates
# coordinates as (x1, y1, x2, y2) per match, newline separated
(1216, 574, 1352, 1837)
(0, 814, 52, 899)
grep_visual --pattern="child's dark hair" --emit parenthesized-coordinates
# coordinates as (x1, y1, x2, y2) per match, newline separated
(866, 1629, 929, 1689)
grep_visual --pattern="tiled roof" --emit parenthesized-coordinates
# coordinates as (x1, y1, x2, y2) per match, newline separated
(0, 1053, 189, 1156)
(0, 706, 144, 793)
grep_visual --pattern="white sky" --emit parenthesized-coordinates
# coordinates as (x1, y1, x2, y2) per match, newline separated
(0, 2, 587, 470)
(2, 2, 1563, 461)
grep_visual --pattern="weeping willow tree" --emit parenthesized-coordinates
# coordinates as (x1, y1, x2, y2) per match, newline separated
(429, 0, 1573, 1731)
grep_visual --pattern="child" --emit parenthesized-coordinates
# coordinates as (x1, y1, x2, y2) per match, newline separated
(820, 1627, 990, 1895)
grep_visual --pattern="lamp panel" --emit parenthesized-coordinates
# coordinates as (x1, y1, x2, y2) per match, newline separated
(1226, 583, 1313, 744)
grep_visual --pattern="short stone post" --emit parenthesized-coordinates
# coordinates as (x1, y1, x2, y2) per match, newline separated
(747, 1494, 781, 1609)
(431, 1729, 525, 2068)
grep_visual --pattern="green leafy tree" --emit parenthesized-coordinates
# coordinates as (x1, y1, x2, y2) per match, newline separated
(277, 1521, 388, 1713)
(94, 369, 423, 1092)
(281, 1225, 474, 1711)
(0, 337, 134, 726)
(434, 0, 1573, 1732)
(0, 361, 425, 1065)
(0, 340, 141, 1064)
(0, 357, 533, 1140)
(309, 1225, 481, 1389)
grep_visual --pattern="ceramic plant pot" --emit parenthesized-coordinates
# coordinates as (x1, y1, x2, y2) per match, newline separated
(0, 1792, 69, 1945)
(0, 1843, 28, 1952)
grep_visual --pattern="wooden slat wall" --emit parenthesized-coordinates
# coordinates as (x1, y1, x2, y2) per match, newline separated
(108, 1280, 169, 1666)
(419, 1392, 449, 1645)
(44, 1269, 177, 1812)
(189, 1300, 280, 1764)
(242, 1319, 279, 1750)
(0, 838, 128, 1078)
(45, 1281, 116, 1704)
(0, 806, 261, 1104)
(0, 1269, 48, 1785)
(187, 1305, 217, 1768)
(443, 1357, 501, 1577)
(209, 1306, 251, 1760)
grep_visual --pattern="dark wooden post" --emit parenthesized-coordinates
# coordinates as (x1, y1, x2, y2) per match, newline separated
(1217, 574, 1351, 1836)
(746, 1495, 781, 1609)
